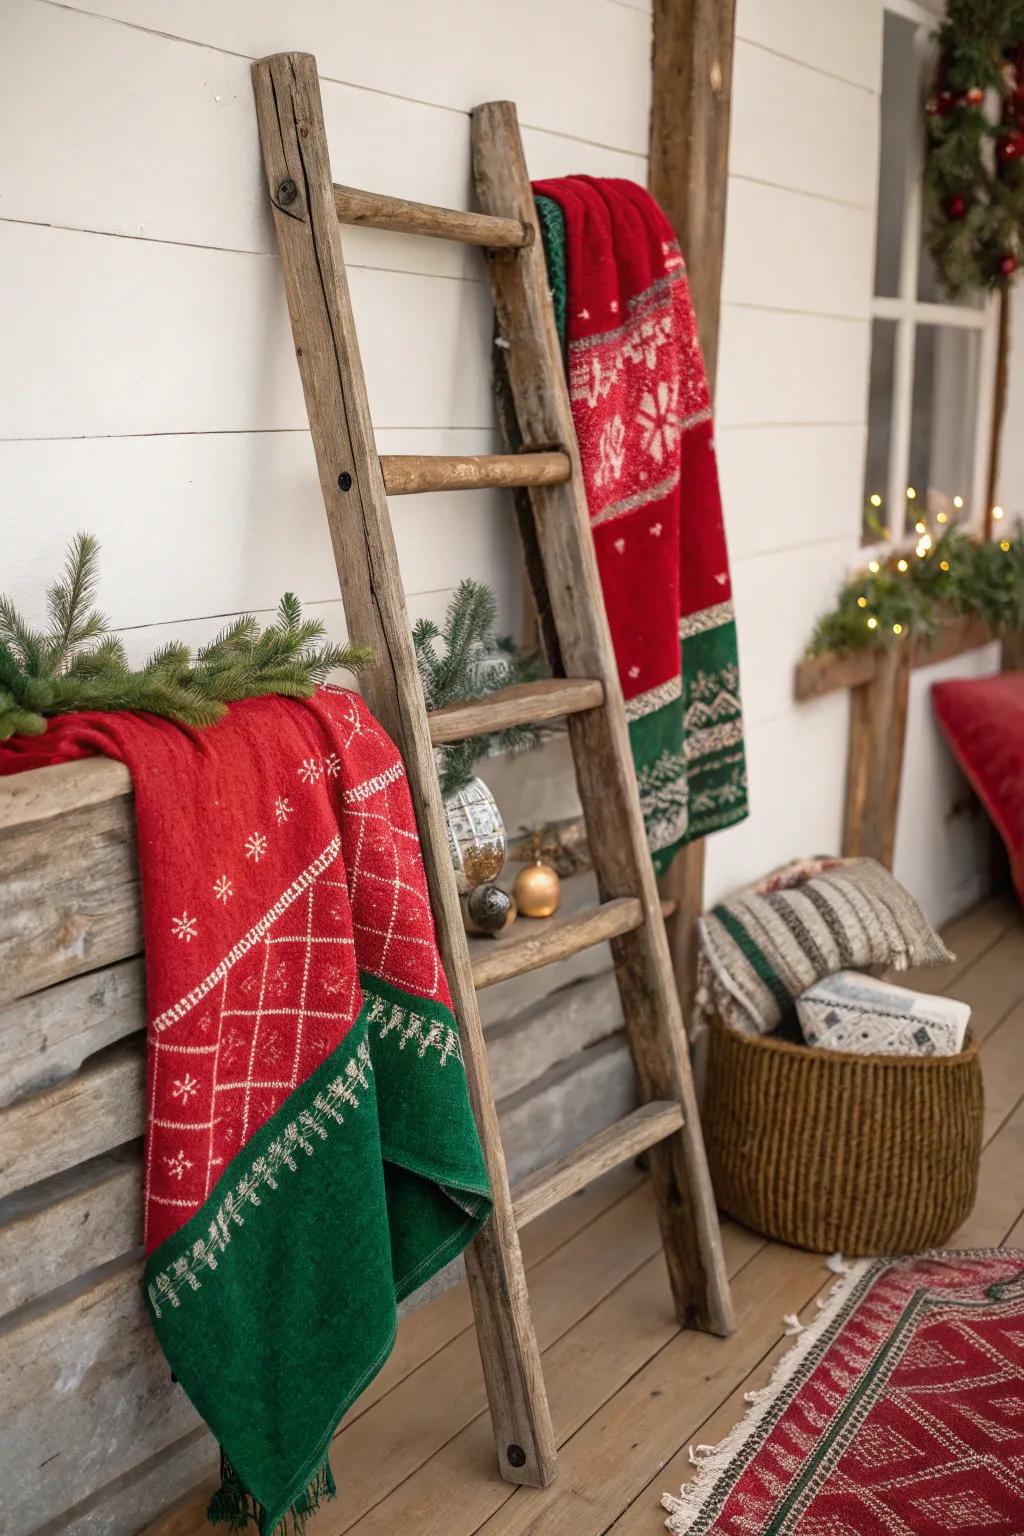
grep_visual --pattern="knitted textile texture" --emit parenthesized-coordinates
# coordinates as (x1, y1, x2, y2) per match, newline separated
(0, 690, 490, 1534)
(698, 855, 954, 1036)
(533, 177, 748, 869)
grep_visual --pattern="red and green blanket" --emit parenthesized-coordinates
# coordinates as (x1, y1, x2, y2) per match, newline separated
(0, 690, 490, 1533)
(533, 177, 748, 870)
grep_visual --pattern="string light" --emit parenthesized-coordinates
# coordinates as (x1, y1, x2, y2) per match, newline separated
(916, 545, 927, 559)
(857, 596, 868, 608)
(906, 487, 917, 500)
(893, 623, 903, 635)
(867, 616, 878, 629)
(993, 505, 1005, 520)
(915, 520, 927, 534)
(919, 534, 932, 550)
(952, 496, 963, 510)
(897, 558, 909, 572)
(1001, 539, 1011, 552)
(869, 493, 882, 508)
(937, 511, 948, 524)
(939, 560, 950, 571)
(868, 560, 881, 573)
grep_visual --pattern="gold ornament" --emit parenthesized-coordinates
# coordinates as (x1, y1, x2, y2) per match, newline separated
(513, 860, 561, 919)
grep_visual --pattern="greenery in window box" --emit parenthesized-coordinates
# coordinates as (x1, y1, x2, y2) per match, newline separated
(923, 1, 1024, 299)
(0, 533, 370, 740)
(413, 578, 547, 798)
(806, 526, 1024, 658)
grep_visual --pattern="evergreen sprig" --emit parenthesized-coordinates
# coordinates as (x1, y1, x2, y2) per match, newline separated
(806, 526, 1024, 657)
(924, 1, 1024, 298)
(413, 578, 546, 797)
(0, 535, 370, 740)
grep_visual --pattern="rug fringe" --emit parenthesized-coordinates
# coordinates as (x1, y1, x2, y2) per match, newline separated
(661, 1259, 872, 1535)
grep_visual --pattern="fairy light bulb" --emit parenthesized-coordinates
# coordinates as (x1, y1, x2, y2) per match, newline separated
(920, 534, 932, 549)
(869, 493, 882, 508)
(993, 505, 1005, 520)
(952, 496, 963, 510)
(906, 486, 917, 500)
(897, 559, 909, 572)
(893, 623, 903, 635)
(857, 596, 868, 608)
(868, 560, 881, 574)
(940, 560, 950, 571)
(867, 616, 878, 629)
(915, 520, 927, 534)
(937, 511, 948, 524)
(1001, 540, 1011, 552)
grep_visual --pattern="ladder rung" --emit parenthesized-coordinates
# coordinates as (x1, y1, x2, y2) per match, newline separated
(334, 183, 529, 249)
(427, 678, 602, 746)
(512, 1101, 685, 1228)
(471, 896, 643, 989)
(381, 452, 571, 496)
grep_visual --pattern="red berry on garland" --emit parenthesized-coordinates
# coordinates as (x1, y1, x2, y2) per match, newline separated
(938, 89, 955, 114)
(999, 253, 1018, 276)
(925, 96, 940, 116)
(998, 130, 1024, 162)
(965, 86, 984, 106)
(945, 193, 967, 220)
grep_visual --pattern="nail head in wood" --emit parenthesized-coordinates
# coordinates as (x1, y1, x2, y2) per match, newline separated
(337, 471, 353, 491)
(277, 177, 298, 206)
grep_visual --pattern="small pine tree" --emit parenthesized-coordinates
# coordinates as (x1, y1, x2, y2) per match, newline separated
(413, 579, 546, 797)
(0, 535, 370, 740)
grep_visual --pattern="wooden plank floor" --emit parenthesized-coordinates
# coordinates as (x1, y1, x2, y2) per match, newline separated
(149, 895, 1024, 1536)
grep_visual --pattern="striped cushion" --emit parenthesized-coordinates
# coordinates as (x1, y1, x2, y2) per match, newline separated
(697, 857, 953, 1036)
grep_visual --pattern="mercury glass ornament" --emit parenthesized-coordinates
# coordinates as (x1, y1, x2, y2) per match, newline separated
(465, 883, 516, 936)
(443, 776, 506, 894)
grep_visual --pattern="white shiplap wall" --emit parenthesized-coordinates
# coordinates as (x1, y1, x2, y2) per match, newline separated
(0, 0, 1002, 920)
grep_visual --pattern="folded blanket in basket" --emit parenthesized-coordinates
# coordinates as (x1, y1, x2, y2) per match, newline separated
(697, 856, 953, 1036)
(0, 690, 490, 1534)
(797, 970, 971, 1056)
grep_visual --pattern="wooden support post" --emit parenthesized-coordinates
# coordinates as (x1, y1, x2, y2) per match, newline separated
(252, 52, 556, 1489)
(842, 638, 913, 867)
(649, 0, 737, 1007)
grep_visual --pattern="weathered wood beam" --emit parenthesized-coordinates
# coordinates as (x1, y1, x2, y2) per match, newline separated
(649, 0, 737, 1012)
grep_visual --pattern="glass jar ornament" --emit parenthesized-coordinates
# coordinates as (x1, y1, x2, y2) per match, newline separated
(443, 776, 506, 894)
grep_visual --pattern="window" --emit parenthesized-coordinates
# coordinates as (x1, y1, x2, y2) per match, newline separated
(862, 0, 1000, 549)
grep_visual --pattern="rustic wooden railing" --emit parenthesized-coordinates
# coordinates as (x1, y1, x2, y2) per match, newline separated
(795, 615, 1023, 866)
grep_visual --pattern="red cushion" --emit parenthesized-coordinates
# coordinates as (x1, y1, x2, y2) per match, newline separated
(932, 670, 1024, 903)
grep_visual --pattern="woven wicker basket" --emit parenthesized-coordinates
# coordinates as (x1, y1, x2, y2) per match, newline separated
(704, 1014, 983, 1255)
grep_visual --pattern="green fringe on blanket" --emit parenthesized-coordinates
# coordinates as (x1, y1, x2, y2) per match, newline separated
(209, 1453, 337, 1536)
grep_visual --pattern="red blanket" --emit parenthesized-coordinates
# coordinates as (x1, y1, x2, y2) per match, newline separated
(533, 177, 748, 867)
(0, 690, 489, 1531)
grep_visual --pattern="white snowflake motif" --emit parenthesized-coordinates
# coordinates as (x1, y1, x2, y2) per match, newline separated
(172, 1073, 200, 1105)
(324, 752, 341, 779)
(274, 796, 293, 825)
(165, 1149, 193, 1181)
(297, 757, 323, 785)
(595, 415, 626, 488)
(614, 537, 626, 554)
(212, 875, 234, 904)
(171, 912, 198, 944)
(650, 522, 663, 537)
(636, 379, 680, 465)
(245, 831, 268, 862)
(628, 665, 640, 679)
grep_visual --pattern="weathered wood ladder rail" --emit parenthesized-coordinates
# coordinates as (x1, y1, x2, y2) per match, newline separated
(249, 49, 733, 1488)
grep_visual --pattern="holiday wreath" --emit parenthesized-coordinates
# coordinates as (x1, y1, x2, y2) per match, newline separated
(924, 0, 1024, 298)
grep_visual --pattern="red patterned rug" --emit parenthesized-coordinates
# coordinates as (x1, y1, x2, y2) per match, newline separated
(664, 1250, 1024, 1535)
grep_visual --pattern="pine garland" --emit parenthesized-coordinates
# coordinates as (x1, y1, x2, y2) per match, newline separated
(413, 579, 546, 797)
(807, 527, 1024, 657)
(924, 0, 1024, 298)
(0, 534, 370, 740)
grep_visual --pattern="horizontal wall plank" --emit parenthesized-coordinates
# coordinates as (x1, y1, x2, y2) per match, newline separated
(717, 422, 865, 560)
(722, 178, 873, 319)
(736, 0, 883, 92)
(730, 39, 879, 206)
(0, 1040, 145, 1200)
(2, 1, 644, 270)
(0, 1146, 140, 1316)
(1, 429, 521, 635)
(37, 1428, 216, 1536)
(2, 1263, 198, 1536)
(52, 0, 652, 155)
(0, 223, 494, 441)
(0, 958, 144, 1107)
(716, 307, 871, 429)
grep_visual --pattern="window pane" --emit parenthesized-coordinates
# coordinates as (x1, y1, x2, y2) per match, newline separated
(863, 318, 897, 543)
(874, 11, 919, 298)
(907, 325, 981, 527)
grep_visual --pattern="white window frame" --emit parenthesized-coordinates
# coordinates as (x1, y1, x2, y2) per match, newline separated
(863, 0, 1000, 558)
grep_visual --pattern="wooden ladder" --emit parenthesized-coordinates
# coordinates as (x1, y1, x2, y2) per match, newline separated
(252, 52, 734, 1490)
